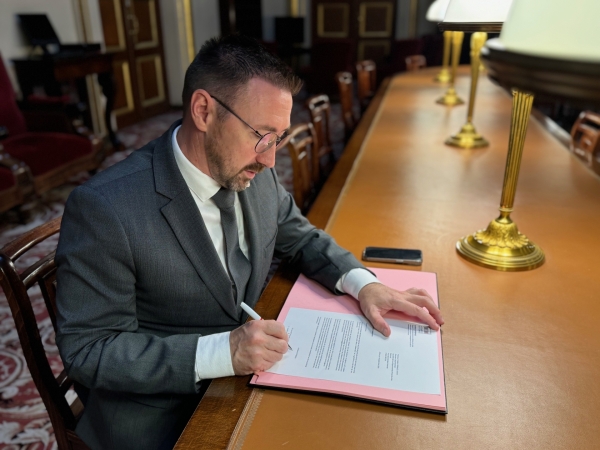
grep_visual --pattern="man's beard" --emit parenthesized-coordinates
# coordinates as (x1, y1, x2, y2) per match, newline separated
(204, 125, 266, 192)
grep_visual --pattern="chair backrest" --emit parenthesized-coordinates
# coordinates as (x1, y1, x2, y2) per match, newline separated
(335, 71, 357, 136)
(0, 216, 89, 450)
(306, 94, 333, 184)
(356, 60, 377, 109)
(278, 123, 317, 213)
(0, 53, 27, 136)
(570, 111, 600, 165)
(405, 54, 427, 71)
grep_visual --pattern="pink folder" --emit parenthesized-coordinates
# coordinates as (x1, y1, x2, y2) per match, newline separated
(250, 268, 447, 414)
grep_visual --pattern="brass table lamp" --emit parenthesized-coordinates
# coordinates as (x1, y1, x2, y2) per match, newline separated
(457, 0, 600, 271)
(435, 31, 452, 83)
(436, 31, 464, 106)
(426, 0, 452, 83)
(438, 0, 513, 148)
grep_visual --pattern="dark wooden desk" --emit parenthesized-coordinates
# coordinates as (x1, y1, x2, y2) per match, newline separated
(175, 67, 600, 449)
(12, 53, 118, 148)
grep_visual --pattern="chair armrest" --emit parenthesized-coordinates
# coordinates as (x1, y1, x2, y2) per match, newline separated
(0, 151, 35, 198)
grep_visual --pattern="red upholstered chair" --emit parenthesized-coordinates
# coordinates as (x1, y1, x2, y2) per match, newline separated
(0, 54, 105, 196)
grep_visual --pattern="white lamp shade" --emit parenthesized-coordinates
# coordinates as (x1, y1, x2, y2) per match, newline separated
(442, 0, 512, 24)
(499, 0, 600, 62)
(426, 0, 451, 23)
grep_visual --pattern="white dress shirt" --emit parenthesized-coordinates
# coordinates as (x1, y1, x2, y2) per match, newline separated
(171, 126, 380, 381)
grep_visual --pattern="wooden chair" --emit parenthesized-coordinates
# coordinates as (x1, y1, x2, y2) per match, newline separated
(0, 217, 90, 450)
(278, 123, 318, 213)
(335, 71, 358, 139)
(306, 94, 335, 185)
(356, 60, 377, 111)
(570, 111, 600, 167)
(405, 54, 427, 71)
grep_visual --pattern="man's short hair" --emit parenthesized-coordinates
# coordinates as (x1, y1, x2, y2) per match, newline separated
(182, 34, 302, 116)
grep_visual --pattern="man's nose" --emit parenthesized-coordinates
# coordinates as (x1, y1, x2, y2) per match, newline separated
(256, 145, 276, 169)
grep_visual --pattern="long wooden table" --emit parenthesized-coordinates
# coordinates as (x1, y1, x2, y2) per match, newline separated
(175, 68, 600, 449)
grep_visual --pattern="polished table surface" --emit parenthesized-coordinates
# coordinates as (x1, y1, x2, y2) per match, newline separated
(175, 68, 600, 449)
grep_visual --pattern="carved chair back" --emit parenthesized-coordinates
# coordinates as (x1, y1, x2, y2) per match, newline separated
(0, 216, 89, 449)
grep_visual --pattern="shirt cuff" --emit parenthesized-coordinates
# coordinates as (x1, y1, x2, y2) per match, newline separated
(335, 268, 381, 299)
(194, 331, 235, 382)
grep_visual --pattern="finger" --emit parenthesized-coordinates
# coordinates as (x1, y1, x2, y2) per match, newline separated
(405, 293, 444, 325)
(409, 304, 440, 330)
(261, 320, 289, 340)
(364, 306, 391, 337)
(264, 336, 289, 354)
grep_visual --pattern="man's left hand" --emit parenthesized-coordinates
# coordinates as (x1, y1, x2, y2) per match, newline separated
(357, 283, 444, 337)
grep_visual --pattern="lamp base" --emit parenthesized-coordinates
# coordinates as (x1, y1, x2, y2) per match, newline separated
(436, 87, 464, 106)
(456, 215, 545, 271)
(434, 68, 451, 83)
(445, 122, 489, 148)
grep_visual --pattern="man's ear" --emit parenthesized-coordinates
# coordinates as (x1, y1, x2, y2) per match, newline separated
(189, 89, 213, 132)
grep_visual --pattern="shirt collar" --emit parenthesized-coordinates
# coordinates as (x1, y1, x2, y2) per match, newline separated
(172, 125, 221, 202)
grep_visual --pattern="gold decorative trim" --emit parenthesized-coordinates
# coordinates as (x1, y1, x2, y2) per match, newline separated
(106, 0, 127, 53)
(183, 0, 195, 63)
(359, 2, 393, 38)
(114, 61, 135, 116)
(136, 54, 166, 107)
(409, 0, 418, 38)
(317, 4, 349, 38)
(357, 40, 390, 61)
(134, 0, 159, 50)
(290, 0, 299, 17)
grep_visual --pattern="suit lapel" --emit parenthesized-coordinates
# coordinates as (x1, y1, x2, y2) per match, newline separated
(154, 121, 238, 321)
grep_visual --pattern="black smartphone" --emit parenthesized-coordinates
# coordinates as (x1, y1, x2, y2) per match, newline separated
(362, 247, 423, 265)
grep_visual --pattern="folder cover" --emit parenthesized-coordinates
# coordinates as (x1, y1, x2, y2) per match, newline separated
(250, 268, 447, 414)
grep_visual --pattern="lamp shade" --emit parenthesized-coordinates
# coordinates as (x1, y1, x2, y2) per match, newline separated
(499, 0, 600, 62)
(439, 0, 513, 32)
(426, 0, 451, 23)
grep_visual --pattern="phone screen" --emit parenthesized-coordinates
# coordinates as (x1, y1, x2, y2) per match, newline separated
(362, 247, 423, 265)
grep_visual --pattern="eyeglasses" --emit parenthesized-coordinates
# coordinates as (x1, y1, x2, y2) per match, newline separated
(211, 95, 287, 154)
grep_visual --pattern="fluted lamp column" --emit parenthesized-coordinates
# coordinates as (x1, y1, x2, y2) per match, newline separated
(426, 0, 452, 83)
(436, 31, 464, 106)
(439, 0, 513, 147)
(457, 0, 600, 271)
(456, 89, 544, 270)
(445, 32, 488, 147)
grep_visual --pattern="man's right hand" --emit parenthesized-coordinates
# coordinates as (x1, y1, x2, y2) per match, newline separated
(229, 320, 289, 375)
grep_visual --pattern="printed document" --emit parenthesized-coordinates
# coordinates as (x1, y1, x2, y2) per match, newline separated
(267, 307, 441, 395)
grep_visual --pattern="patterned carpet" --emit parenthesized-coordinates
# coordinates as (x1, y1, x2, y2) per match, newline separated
(0, 98, 345, 449)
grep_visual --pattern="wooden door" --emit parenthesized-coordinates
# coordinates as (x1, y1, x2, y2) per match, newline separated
(311, 0, 396, 65)
(98, 0, 170, 128)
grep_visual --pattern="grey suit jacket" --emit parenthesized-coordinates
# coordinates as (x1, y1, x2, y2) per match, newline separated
(55, 120, 365, 449)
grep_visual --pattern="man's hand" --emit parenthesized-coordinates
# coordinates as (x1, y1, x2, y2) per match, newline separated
(357, 283, 444, 337)
(229, 320, 289, 375)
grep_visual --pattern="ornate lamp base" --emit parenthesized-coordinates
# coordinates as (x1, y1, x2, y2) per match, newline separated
(436, 87, 464, 106)
(445, 122, 489, 148)
(434, 68, 451, 83)
(456, 214, 545, 271)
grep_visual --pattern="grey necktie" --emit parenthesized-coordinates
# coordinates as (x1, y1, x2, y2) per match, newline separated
(212, 188, 252, 308)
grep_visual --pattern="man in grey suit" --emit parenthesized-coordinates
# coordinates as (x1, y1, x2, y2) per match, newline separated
(56, 35, 443, 449)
